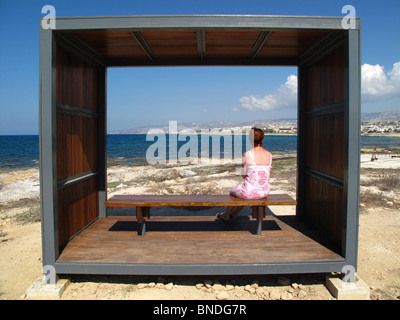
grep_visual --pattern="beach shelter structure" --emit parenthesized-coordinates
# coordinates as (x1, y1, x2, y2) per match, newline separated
(39, 15, 361, 275)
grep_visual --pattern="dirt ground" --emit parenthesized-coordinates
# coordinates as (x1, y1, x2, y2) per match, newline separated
(0, 153, 399, 300)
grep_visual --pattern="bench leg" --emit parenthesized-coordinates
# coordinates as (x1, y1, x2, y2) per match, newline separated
(139, 220, 146, 236)
(136, 207, 150, 236)
(252, 206, 265, 235)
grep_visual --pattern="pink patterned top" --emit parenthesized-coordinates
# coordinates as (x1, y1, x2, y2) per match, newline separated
(229, 150, 272, 200)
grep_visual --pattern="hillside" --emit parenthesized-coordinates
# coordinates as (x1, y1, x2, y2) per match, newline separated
(108, 110, 400, 134)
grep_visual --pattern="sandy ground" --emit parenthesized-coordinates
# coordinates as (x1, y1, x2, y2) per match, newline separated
(0, 152, 399, 300)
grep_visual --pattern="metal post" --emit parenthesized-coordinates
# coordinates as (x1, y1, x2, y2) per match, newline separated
(136, 207, 150, 236)
(98, 67, 107, 218)
(140, 221, 146, 236)
(343, 28, 361, 269)
(39, 24, 58, 267)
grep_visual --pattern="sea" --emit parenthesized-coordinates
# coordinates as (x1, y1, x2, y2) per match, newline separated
(0, 134, 399, 169)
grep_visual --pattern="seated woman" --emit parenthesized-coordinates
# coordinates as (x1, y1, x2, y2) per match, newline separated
(217, 127, 272, 222)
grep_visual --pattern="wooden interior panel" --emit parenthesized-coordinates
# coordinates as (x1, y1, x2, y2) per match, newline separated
(305, 112, 344, 180)
(304, 175, 343, 246)
(76, 31, 148, 60)
(206, 31, 261, 58)
(142, 31, 198, 59)
(257, 31, 326, 58)
(142, 30, 197, 46)
(56, 113, 98, 180)
(306, 46, 345, 110)
(57, 176, 99, 250)
(56, 44, 100, 251)
(72, 29, 332, 63)
(56, 46, 99, 111)
(302, 45, 346, 250)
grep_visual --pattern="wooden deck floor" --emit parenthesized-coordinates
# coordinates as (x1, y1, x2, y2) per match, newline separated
(57, 215, 343, 265)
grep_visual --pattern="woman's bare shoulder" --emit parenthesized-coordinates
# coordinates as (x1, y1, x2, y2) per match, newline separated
(242, 149, 252, 157)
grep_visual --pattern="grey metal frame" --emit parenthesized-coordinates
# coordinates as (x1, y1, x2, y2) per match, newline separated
(39, 15, 361, 276)
(39, 24, 58, 267)
(343, 28, 361, 270)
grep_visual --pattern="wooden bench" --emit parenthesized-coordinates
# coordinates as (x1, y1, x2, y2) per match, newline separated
(105, 194, 297, 236)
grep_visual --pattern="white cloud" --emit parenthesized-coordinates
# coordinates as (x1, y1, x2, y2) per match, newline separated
(240, 75, 297, 111)
(361, 62, 400, 101)
(239, 61, 400, 112)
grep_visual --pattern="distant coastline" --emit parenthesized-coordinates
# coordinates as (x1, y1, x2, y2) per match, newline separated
(108, 110, 400, 136)
(108, 132, 400, 138)
(108, 132, 298, 136)
(361, 132, 400, 138)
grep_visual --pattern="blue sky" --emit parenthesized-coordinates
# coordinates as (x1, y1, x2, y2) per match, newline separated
(0, 0, 399, 134)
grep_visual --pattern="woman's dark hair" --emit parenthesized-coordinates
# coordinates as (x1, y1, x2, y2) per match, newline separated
(251, 127, 264, 146)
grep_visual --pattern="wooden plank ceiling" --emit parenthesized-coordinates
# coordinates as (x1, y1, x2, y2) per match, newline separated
(73, 29, 327, 67)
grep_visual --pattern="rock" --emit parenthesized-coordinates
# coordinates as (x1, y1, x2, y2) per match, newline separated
(292, 283, 299, 289)
(256, 287, 265, 298)
(262, 292, 270, 300)
(179, 169, 197, 177)
(148, 282, 156, 288)
(212, 282, 224, 291)
(244, 285, 256, 294)
(225, 284, 235, 291)
(195, 283, 204, 289)
(269, 289, 281, 300)
(216, 291, 230, 300)
(204, 280, 213, 288)
(277, 276, 291, 286)
(281, 291, 293, 300)
(137, 283, 147, 289)
(156, 283, 164, 289)
(250, 280, 259, 289)
(297, 289, 307, 299)
(165, 283, 174, 291)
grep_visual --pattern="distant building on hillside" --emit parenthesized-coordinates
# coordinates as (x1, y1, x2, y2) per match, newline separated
(273, 126, 297, 134)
